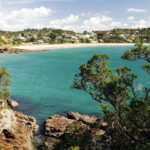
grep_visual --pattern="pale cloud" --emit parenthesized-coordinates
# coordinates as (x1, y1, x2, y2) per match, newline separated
(109, 21, 122, 27)
(128, 16, 135, 20)
(0, 6, 52, 31)
(83, 15, 112, 24)
(60, 15, 150, 32)
(81, 15, 113, 31)
(127, 8, 146, 13)
(61, 15, 118, 32)
(50, 14, 79, 26)
(0, 6, 150, 32)
(9, 6, 52, 18)
(131, 19, 150, 28)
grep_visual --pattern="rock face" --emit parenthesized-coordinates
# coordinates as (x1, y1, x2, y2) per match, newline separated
(7, 99, 19, 108)
(67, 111, 97, 124)
(44, 112, 107, 149)
(44, 115, 74, 138)
(0, 124, 34, 150)
(0, 100, 17, 135)
(15, 111, 39, 134)
(0, 100, 39, 150)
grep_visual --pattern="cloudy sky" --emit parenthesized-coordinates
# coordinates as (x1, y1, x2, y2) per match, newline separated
(0, 0, 150, 32)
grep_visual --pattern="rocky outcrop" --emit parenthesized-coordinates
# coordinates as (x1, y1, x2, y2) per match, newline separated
(0, 100, 17, 135)
(15, 111, 39, 134)
(0, 47, 24, 54)
(67, 111, 97, 124)
(0, 100, 39, 150)
(7, 99, 19, 108)
(0, 124, 34, 150)
(44, 115, 74, 138)
(44, 112, 107, 149)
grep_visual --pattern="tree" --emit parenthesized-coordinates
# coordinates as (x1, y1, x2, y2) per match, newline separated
(49, 32, 56, 43)
(97, 31, 107, 40)
(29, 37, 36, 43)
(0, 67, 11, 100)
(71, 42, 150, 149)
(121, 38, 150, 74)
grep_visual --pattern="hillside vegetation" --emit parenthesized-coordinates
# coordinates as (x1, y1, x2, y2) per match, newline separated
(0, 27, 150, 46)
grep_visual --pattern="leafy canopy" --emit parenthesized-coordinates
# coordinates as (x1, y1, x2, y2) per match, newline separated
(71, 42, 150, 149)
(121, 38, 150, 74)
(0, 67, 11, 99)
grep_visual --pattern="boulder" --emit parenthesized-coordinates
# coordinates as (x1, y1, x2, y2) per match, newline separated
(0, 101, 38, 150)
(44, 115, 74, 138)
(67, 111, 97, 125)
(7, 99, 19, 108)
(15, 111, 39, 134)
(44, 112, 107, 149)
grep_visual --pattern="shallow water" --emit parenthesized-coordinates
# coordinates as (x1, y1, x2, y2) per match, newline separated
(0, 46, 149, 126)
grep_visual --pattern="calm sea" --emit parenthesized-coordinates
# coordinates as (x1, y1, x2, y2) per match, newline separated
(0, 46, 149, 125)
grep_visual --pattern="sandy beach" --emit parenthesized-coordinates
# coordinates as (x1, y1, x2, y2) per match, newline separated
(14, 43, 136, 52)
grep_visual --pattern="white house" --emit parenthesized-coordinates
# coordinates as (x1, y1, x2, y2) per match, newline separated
(18, 35, 26, 40)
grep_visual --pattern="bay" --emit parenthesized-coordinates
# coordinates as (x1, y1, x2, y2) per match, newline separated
(0, 46, 149, 125)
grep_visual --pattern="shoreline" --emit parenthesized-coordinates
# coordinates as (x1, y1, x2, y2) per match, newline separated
(13, 43, 137, 52)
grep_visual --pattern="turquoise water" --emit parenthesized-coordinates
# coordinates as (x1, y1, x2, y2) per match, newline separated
(0, 46, 149, 125)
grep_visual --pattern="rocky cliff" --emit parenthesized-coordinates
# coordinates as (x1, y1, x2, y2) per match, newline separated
(0, 100, 39, 150)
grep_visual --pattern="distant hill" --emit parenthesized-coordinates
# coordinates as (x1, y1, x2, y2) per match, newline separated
(0, 27, 150, 45)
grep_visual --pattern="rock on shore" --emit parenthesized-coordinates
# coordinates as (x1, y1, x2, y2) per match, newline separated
(7, 99, 19, 108)
(0, 100, 39, 150)
(44, 115, 74, 138)
(67, 111, 97, 124)
(44, 112, 107, 149)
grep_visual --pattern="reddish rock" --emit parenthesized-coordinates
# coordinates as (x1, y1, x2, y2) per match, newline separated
(44, 115, 74, 138)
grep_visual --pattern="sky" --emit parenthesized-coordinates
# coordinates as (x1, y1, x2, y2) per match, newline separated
(0, 0, 150, 32)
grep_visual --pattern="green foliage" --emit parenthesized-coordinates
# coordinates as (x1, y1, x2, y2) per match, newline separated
(49, 32, 56, 43)
(53, 119, 106, 150)
(0, 35, 13, 46)
(121, 39, 150, 74)
(142, 64, 150, 74)
(2, 27, 150, 45)
(71, 43, 150, 149)
(121, 39, 150, 61)
(36, 144, 48, 150)
(104, 35, 127, 43)
(53, 127, 96, 150)
(71, 53, 136, 106)
(70, 146, 80, 150)
(0, 67, 11, 99)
